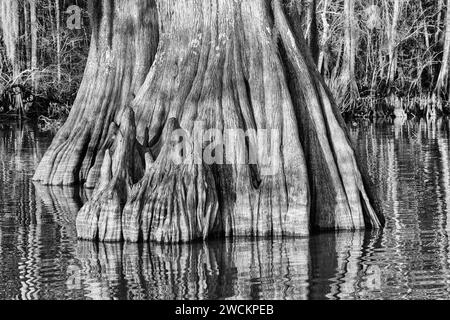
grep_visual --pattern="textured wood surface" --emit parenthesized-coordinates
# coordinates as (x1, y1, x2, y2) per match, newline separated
(76, 108, 144, 241)
(35, 0, 384, 244)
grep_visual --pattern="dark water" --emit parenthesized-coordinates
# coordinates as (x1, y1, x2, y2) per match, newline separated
(1, 118, 450, 300)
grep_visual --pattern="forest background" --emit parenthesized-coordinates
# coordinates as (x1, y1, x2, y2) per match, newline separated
(1, 0, 450, 125)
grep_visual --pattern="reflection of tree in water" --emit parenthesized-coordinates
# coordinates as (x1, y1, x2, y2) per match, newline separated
(70, 234, 384, 300)
(308, 231, 383, 300)
(1, 122, 38, 223)
(7, 120, 450, 299)
(0, 122, 88, 299)
(0, 121, 51, 299)
(34, 184, 92, 239)
(350, 118, 450, 299)
(0, 121, 387, 300)
(0, 182, 92, 299)
(73, 241, 238, 300)
(3, 184, 386, 300)
(73, 239, 310, 300)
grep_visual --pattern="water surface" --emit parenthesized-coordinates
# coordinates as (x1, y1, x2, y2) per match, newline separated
(1, 118, 450, 300)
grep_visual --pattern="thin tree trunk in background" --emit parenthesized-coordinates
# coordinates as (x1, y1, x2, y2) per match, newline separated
(436, 0, 450, 99)
(337, 0, 359, 108)
(55, 0, 61, 84)
(23, 0, 30, 70)
(387, 0, 403, 87)
(47, 0, 55, 46)
(343, 0, 357, 84)
(318, 0, 329, 74)
(436, 0, 444, 45)
(0, 0, 20, 80)
(421, 1, 432, 88)
(0, 44, 3, 78)
(30, 0, 38, 89)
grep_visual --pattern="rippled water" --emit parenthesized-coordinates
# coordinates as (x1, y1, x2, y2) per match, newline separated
(1, 118, 450, 300)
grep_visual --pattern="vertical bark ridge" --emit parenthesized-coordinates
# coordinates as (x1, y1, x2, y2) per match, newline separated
(121, 118, 219, 243)
(273, 0, 382, 230)
(76, 108, 145, 241)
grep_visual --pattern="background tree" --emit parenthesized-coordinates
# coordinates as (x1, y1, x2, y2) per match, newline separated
(3, 0, 450, 117)
(436, 0, 450, 101)
(0, 0, 90, 112)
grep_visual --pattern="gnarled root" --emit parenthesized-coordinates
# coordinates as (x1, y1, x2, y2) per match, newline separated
(123, 118, 220, 243)
(76, 108, 145, 242)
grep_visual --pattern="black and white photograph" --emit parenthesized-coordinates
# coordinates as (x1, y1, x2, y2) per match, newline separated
(0, 0, 449, 310)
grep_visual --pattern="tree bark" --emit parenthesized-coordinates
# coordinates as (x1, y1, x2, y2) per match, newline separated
(283, 0, 319, 65)
(23, 0, 30, 70)
(55, 0, 61, 84)
(338, 0, 359, 107)
(317, 0, 329, 74)
(30, 0, 38, 89)
(35, 0, 384, 243)
(387, 0, 405, 87)
(0, 0, 21, 79)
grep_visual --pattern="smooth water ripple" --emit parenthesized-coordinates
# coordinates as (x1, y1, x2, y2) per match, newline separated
(2, 118, 450, 300)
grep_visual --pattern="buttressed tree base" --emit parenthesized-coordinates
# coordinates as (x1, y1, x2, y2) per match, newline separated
(33, 0, 384, 243)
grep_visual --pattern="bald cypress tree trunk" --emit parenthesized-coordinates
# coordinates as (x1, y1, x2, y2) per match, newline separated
(35, 0, 384, 243)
